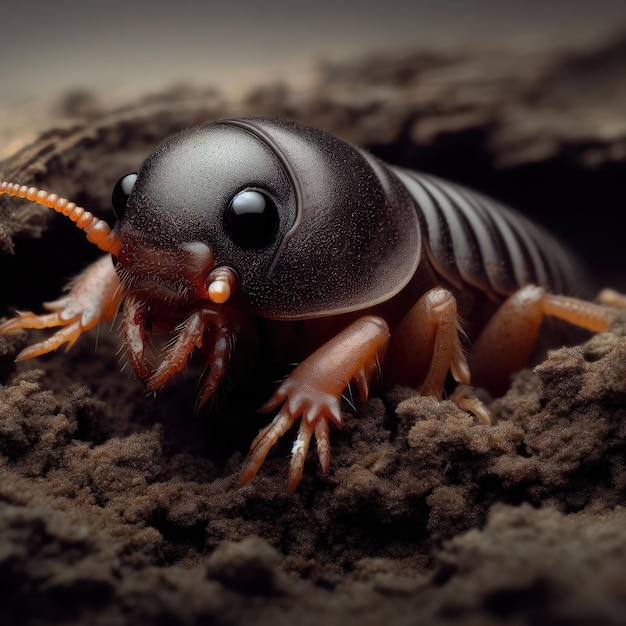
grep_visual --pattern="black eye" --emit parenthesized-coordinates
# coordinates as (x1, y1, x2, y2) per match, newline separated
(112, 172, 138, 220)
(224, 189, 279, 249)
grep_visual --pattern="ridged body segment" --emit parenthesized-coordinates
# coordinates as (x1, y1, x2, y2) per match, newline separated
(391, 167, 576, 300)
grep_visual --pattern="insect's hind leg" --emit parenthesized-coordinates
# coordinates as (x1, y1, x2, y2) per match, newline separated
(470, 285, 614, 396)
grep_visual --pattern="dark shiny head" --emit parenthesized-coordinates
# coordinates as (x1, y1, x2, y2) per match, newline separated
(112, 118, 420, 318)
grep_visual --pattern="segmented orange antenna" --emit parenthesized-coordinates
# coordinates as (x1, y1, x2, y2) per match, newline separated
(0, 181, 121, 256)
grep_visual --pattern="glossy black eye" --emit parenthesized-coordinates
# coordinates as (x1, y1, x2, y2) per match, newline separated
(111, 172, 138, 220)
(224, 189, 279, 249)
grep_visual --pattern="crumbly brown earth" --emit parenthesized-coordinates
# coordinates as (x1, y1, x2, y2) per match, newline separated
(1, 37, 626, 626)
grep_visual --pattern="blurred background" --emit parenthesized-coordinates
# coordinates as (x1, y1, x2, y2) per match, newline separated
(2, 0, 626, 107)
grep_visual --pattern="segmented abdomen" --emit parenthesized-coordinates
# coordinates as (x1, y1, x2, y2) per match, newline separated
(392, 167, 576, 298)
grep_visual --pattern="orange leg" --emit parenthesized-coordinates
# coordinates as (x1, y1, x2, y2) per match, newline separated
(598, 288, 626, 308)
(386, 287, 471, 396)
(121, 293, 153, 384)
(195, 324, 233, 413)
(120, 295, 233, 400)
(471, 285, 614, 395)
(144, 313, 209, 390)
(239, 315, 390, 492)
(0, 255, 121, 359)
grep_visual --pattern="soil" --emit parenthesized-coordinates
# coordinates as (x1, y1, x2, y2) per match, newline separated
(1, 37, 625, 625)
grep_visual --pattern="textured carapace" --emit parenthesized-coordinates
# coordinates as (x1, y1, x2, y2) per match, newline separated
(0, 118, 615, 491)
(116, 118, 421, 319)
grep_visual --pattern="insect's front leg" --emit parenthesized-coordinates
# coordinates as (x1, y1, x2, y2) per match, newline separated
(0, 255, 121, 359)
(239, 315, 390, 492)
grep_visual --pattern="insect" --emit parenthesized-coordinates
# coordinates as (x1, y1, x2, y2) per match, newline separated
(0, 118, 615, 491)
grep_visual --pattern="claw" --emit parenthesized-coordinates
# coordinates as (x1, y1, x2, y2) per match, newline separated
(122, 294, 152, 384)
(353, 362, 376, 402)
(314, 418, 331, 475)
(195, 325, 232, 414)
(288, 419, 315, 493)
(261, 377, 344, 426)
(142, 309, 231, 407)
(146, 310, 207, 390)
(239, 412, 294, 486)
(239, 376, 347, 490)
(0, 311, 62, 333)
(16, 320, 83, 360)
(0, 309, 85, 360)
(449, 384, 492, 425)
(240, 315, 389, 491)
(0, 256, 121, 361)
(239, 397, 343, 492)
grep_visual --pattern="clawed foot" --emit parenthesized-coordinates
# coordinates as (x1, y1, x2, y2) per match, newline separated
(0, 256, 120, 360)
(0, 309, 90, 359)
(449, 384, 492, 425)
(239, 377, 344, 492)
(238, 315, 390, 491)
